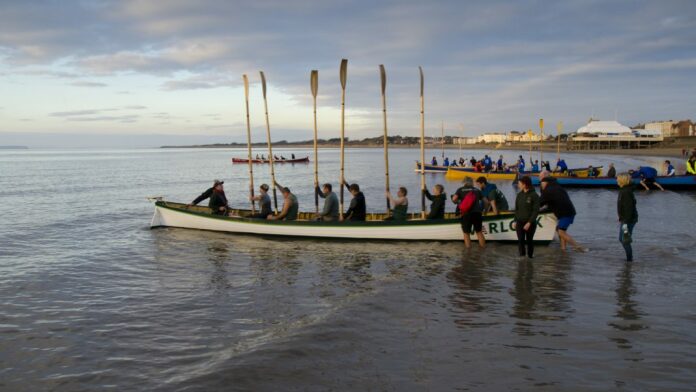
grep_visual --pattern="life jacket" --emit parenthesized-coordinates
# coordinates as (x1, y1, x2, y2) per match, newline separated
(687, 159, 696, 175)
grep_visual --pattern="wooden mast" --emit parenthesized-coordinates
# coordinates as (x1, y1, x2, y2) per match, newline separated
(242, 74, 255, 213)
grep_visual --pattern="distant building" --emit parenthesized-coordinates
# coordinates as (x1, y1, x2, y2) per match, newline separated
(476, 133, 506, 144)
(645, 120, 694, 137)
(453, 136, 477, 145)
(507, 131, 541, 142)
(645, 121, 675, 137)
(569, 119, 662, 150)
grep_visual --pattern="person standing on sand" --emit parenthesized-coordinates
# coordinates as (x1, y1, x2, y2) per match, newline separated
(540, 177, 585, 252)
(617, 173, 638, 262)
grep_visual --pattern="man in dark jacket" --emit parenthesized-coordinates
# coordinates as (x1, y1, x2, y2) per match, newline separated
(189, 179, 228, 215)
(451, 177, 485, 248)
(342, 182, 366, 221)
(424, 184, 446, 219)
(540, 177, 584, 251)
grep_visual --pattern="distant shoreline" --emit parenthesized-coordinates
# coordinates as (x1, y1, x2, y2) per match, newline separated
(0, 145, 29, 150)
(161, 143, 688, 159)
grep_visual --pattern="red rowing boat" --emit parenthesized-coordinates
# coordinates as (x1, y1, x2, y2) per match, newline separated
(232, 156, 310, 164)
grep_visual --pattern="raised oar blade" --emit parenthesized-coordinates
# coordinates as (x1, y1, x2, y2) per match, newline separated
(310, 70, 318, 98)
(418, 66, 426, 218)
(311, 69, 319, 213)
(379, 64, 386, 95)
(260, 71, 267, 99)
(243, 74, 249, 98)
(242, 73, 255, 213)
(380, 64, 390, 212)
(339, 59, 348, 90)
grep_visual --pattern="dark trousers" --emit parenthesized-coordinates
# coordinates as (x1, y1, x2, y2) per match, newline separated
(516, 220, 537, 257)
(619, 223, 635, 261)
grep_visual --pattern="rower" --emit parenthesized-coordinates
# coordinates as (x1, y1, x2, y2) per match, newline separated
(444, 157, 450, 167)
(316, 183, 339, 221)
(664, 160, 675, 176)
(483, 155, 493, 172)
(587, 165, 598, 177)
(688, 154, 696, 175)
(431, 156, 438, 166)
(631, 166, 664, 191)
(188, 179, 228, 215)
(341, 182, 366, 221)
(518, 155, 526, 172)
(255, 154, 260, 160)
(424, 184, 446, 219)
(249, 183, 272, 219)
(292, 153, 296, 159)
(475, 176, 509, 215)
(497, 155, 504, 172)
(267, 183, 298, 220)
(555, 158, 568, 173)
(531, 160, 540, 172)
(606, 163, 616, 178)
(385, 187, 409, 221)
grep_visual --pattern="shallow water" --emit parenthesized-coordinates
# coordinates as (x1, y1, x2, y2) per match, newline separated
(1, 147, 695, 391)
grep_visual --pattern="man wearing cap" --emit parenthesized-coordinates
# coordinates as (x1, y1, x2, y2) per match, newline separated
(188, 180, 228, 215)
(249, 183, 272, 219)
(341, 182, 366, 221)
(267, 183, 298, 221)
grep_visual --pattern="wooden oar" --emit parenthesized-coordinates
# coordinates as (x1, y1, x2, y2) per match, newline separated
(539, 118, 544, 164)
(556, 121, 563, 162)
(380, 64, 390, 212)
(259, 71, 278, 213)
(310, 70, 319, 214)
(339, 59, 347, 220)
(419, 66, 426, 219)
(242, 74, 256, 213)
(441, 120, 445, 161)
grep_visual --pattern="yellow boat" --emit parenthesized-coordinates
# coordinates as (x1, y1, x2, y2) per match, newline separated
(445, 166, 603, 181)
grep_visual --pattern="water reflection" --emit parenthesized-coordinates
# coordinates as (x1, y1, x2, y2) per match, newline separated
(207, 241, 232, 292)
(609, 263, 648, 337)
(447, 252, 501, 328)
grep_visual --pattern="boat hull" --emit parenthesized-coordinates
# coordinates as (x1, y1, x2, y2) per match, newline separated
(151, 201, 557, 243)
(232, 157, 310, 164)
(530, 174, 696, 190)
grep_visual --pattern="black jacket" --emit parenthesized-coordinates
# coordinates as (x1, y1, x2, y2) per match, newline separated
(514, 189, 540, 224)
(345, 191, 366, 221)
(452, 186, 483, 214)
(424, 190, 446, 219)
(617, 186, 638, 224)
(192, 187, 228, 214)
(539, 180, 576, 218)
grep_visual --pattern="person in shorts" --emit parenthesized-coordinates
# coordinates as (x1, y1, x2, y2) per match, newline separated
(451, 177, 485, 248)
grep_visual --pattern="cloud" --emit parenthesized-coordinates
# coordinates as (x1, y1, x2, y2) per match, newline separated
(70, 80, 108, 87)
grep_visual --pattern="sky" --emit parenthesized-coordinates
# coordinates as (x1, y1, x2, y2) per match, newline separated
(1, 0, 695, 148)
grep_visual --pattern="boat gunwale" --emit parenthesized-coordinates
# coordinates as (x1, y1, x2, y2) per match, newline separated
(154, 201, 555, 227)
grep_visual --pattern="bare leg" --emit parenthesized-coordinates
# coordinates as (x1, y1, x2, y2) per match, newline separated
(558, 230, 567, 250)
(463, 233, 472, 248)
(655, 182, 665, 191)
(476, 231, 486, 248)
(559, 230, 581, 249)
(640, 180, 649, 191)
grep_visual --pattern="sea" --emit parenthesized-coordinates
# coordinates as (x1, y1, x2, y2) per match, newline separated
(1, 147, 695, 391)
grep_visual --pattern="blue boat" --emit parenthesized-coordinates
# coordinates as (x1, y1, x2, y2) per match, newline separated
(530, 174, 696, 190)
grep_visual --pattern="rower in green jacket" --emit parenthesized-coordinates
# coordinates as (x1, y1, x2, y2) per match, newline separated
(385, 187, 409, 221)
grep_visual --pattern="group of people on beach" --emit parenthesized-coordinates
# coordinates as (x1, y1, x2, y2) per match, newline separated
(187, 151, 696, 262)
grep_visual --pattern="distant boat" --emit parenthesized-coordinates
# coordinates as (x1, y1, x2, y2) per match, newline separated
(232, 156, 310, 164)
(150, 201, 558, 243)
(530, 174, 696, 190)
